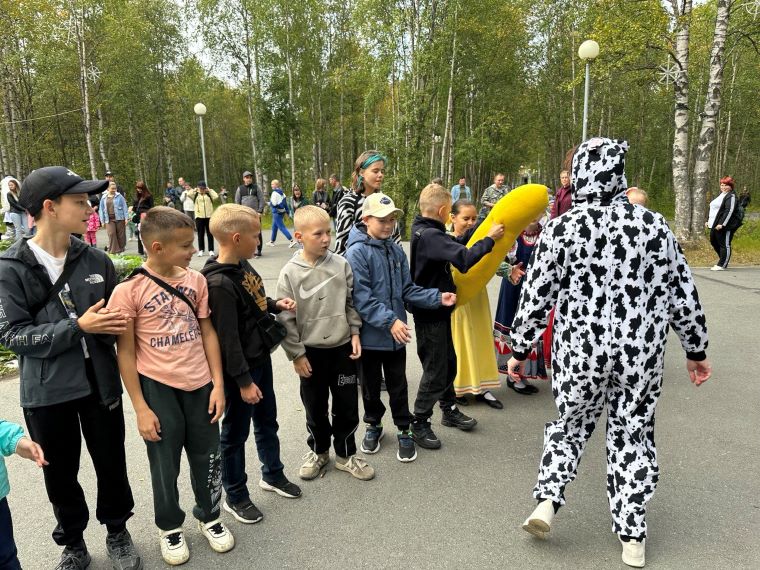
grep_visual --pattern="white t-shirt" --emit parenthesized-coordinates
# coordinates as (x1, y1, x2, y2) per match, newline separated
(27, 240, 89, 357)
(707, 193, 726, 228)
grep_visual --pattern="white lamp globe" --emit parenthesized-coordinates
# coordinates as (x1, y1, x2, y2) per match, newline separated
(194, 103, 207, 116)
(578, 40, 600, 61)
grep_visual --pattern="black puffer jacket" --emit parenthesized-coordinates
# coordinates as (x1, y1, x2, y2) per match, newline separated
(713, 190, 742, 231)
(0, 237, 121, 407)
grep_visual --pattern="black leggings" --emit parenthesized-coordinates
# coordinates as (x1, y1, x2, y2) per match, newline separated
(196, 217, 214, 252)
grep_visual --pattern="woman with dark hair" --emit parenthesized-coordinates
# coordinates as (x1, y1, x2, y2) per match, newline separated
(334, 150, 400, 256)
(99, 181, 129, 253)
(289, 184, 309, 212)
(707, 176, 742, 271)
(133, 181, 154, 256)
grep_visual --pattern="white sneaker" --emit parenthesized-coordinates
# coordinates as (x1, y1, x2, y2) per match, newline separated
(619, 536, 646, 568)
(288, 239, 298, 249)
(522, 499, 555, 539)
(267, 241, 276, 246)
(196, 250, 206, 257)
(198, 519, 234, 553)
(159, 528, 190, 566)
(298, 450, 329, 480)
(710, 265, 725, 271)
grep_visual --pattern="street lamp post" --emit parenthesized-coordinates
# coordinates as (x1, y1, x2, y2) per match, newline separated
(578, 39, 600, 143)
(194, 102, 208, 184)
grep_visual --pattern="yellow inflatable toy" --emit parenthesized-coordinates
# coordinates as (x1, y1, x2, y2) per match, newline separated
(452, 183, 549, 306)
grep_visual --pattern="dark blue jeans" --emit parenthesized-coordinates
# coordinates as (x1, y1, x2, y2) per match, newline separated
(221, 360, 284, 505)
(0, 497, 21, 569)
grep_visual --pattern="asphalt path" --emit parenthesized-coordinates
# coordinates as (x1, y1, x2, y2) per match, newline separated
(2, 230, 758, 569)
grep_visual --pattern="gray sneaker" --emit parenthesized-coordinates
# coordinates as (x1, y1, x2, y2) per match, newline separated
(335, 455, 375, 480)
(298, 450, 329, 480)
(106, 529, 143, 569)
(55, 544, 91, 570)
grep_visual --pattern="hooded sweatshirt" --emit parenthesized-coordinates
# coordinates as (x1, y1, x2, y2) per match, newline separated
(201, 257, 282, 388)
(275, 250, 361, 360)
(345, 224, 441, 351)
(509, 137, 708, 365)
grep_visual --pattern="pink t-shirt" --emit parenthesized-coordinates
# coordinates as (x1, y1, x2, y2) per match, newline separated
(108, 266, 213, 391)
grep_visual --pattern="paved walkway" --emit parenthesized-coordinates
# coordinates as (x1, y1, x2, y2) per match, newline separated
(2, 231, 758, 569)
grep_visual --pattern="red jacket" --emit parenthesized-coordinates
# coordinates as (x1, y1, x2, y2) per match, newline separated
(551, 185, 572, 219)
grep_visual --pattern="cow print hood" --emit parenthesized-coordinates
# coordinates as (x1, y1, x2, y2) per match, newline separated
(571, 137, 629, 206)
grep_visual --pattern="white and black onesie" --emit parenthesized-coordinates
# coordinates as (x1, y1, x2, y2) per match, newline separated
(509, 137, 708, 539)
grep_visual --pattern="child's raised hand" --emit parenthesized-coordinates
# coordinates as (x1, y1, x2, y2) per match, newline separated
(294, 355, 313, 378)
(441, 293, 457, 307)
(487, 223, 505, 240)
(16, 437, 48, 467)
(137, 408, 162, 442)
(390, 319, 412, 344)
(687, 358, 712, 386)
(240, 382, 263, 404)
(208, 385, 225, 423)
(349, 334, 362, 359)
(509, 262, 526, 285)
(276, 298, 297, 312)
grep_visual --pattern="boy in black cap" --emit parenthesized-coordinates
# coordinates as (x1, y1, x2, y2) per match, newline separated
(0, 167, 142, 570)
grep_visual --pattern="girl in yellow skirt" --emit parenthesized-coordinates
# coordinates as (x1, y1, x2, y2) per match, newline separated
(449, 200, 504, 409)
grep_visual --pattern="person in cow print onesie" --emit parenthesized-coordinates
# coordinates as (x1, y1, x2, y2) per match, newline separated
(507, 138, 712, 568)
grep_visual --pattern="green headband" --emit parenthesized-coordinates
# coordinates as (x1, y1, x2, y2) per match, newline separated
(360, 154, 387, 169)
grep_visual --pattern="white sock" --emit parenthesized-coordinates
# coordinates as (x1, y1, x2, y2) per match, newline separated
(482, 391, 497, 401)
(514, 380, 527, 389)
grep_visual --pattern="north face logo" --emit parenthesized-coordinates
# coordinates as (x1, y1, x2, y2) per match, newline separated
(84, 273, 104, 284)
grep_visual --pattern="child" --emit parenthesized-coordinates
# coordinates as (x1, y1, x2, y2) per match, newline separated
(0, 166, 141, 570)
(448, 199, 507, 409)
(85, 204, 100, 246)
(408, 184, 504, 449)
(345, 193, 455, 462)
(109, 206, 234, 565)
(202, 204, 302, 527)
(267, 179, 296, 247)
(493, 216, 546, 395)
(1, 420, 47, 569)
(626, 187, 648, 206)
(508, 138, 710, 568)
(276, 205, 373, 480)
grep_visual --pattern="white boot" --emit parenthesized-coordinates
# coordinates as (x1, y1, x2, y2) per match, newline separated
(619, 536, 646, 568)
(522, 499, 555, 539)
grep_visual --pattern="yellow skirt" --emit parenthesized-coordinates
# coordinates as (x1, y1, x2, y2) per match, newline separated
(451, 288, 501, 396)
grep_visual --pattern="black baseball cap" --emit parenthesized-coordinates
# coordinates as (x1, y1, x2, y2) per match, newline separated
(105, 170, 114, 176)
(20, 166, 109, 216)
(242, 170, 253, 177)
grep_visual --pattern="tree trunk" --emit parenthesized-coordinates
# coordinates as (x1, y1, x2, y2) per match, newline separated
(162, 123, 173, 183)
(671, 0, 693, 243)
(339, 88, 345, 178)
(284, 23, 296, 187)
(243, 20, 262, 190)
(96, 105, 109, 172)
(440, 4, 457, 182)
(720, 52, 737, 174)
(74, 8, 97, 179)
(690, 0, 731, 238)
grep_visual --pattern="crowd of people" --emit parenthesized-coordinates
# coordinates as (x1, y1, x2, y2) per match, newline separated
(0, 138, 729, 570)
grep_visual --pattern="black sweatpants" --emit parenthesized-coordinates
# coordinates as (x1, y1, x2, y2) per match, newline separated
(196, 217, 214, 252)
(140, 377, 222, 531)
(24, 390, 134, 546)
(299, 343, 359, 458)
(710, 227, 735, 268)
(413, 319, 457, 420)
(360, 348, 411, 430)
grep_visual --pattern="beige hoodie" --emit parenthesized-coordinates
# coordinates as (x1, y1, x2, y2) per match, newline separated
(276, 250, 361, 361)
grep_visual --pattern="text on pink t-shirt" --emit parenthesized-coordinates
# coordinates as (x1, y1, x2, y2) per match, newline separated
(108, 266, 213, 391)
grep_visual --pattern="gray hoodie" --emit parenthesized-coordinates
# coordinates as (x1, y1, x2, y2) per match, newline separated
(276, 250, 361, 361)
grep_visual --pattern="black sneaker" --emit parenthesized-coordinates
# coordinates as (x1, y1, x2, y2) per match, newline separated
(410, 420, 442, 450)
(223, 498, 263, 524)
(441, 406, 478, 431)
(360, 424, 383, 454)
(397, 431, 418, 462)
(55, 544, 91, 570)
(259, 477, 303, 498)
(106, 529, 143, 570)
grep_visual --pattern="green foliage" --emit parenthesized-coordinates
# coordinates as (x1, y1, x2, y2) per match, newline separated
(108, 253, 144, 282)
